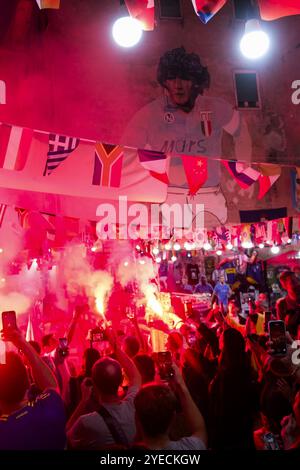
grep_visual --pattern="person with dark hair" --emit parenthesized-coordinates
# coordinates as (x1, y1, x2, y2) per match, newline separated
(209, 328, 259, 450)
(67, 330, 141, 449)
(134, 354, 155, 384)
(67, 348, 101, 417)
(134, 364, 207, 450)
(276, 271, 300, 338)
(123, 335, 140, 358)
(194, 275, 213, 295)
(166, 331, 184, 364)
(0, 329, 66, 450)
(121, 46, 251, 225)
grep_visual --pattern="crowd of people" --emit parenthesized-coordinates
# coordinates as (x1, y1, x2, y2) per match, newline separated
(0, 271, 300, 451)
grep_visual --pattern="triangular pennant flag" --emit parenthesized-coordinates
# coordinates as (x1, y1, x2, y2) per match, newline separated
(36, 0, 60, 9)
(223, 160, 260, 189)
(138, 149, 169, 184)
(15, 207, 30, 228)
(44, 134, 80, 176)
(257, 0, 300, 21)
(92, 143, 124, 187)
(190, 0, 227, 24)
(0, 204, 7, 228)
(26, 313, 35, 342)
(0, 123, 33, 171)
(125, 0, 155, 31)
(257, 164, 281, 200)
(182, 156, 207, 195)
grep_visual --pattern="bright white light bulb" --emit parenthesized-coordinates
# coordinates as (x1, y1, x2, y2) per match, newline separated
(173, 243, 181, 251)
(258, 243, 264, 249)
(226, 243, 233, 250)
(271, 245, 280, 254)
(152, 247, 159, 256)
(124, 261, 129, 267)
(112, 17, 143, 48)
(171, 255, 177, 262)
(0, 248, 3, 253)
(184, 242, 192, 251)
(91, 246, 97, 252)
(136, 244, 141, 251)
(139, 259, 146, 265)
(240, 20, 270, 59)
(203, 242, 212, 251)
(242, 241, 254, 249)
(216, 250, 222, 256)
(155, 257, 162, 263)
(164, 243, 172, 251)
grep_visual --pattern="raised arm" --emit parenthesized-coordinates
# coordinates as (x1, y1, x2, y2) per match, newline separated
(107, 328, 141, 388)
(2, 329, 59, 393)
(172, 364, 207, 447)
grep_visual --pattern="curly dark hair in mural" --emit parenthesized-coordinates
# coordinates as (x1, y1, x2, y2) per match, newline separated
(157, 46, 210, 95)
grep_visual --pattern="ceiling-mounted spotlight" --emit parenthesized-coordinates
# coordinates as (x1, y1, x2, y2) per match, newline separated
(240, 19, 270, 59)
(112, 16, 143, 48)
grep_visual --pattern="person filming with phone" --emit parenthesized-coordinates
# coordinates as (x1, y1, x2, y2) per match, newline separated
(0, 314, 66, 450)
(134, 362, 207, 450)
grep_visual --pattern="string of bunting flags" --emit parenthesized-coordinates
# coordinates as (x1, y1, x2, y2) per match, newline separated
(0, 121, 295, 200)
(1, 203, 300, 252)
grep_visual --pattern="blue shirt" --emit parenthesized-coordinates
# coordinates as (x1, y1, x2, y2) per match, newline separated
(0, 390, 66, 450)
(194, 283, 213, 295)
(214, 282, 231, 306)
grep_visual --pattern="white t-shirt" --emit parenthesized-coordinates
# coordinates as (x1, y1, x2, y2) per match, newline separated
(121, 94, 238, 188)
(67, 386, 139, 450)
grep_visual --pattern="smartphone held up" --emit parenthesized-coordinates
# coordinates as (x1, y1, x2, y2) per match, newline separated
(1, 311, 17, 333)
(268, 320, 287, 356)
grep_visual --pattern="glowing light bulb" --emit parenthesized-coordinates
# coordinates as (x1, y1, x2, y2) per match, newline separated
(271, 245, 280, 254)
(112, 17, 143, 48)
(203, 242, 212, 251)
(226, 243, 233, 250)
(216, 250, 222, 256)
(152, 247, 159, 256)
(173, 243, 181, 251)
(240, 19, 270, 59)
(171, 255, 177, 262)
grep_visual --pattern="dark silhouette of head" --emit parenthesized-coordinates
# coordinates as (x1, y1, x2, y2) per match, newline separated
(157, 47, 210, 94)
(166, 331, 183, 353)
(123, 335, 140, 358)
(134, 384, 177, 438)
(41, 333, 58, 353)
(83, 347, 100, 377)
(219, 328, 248, 371)
(92, 357, 123, 397)
(0, 352, 29, 405)
(157, 47, 210, 110)
(134, 354, 155, 384)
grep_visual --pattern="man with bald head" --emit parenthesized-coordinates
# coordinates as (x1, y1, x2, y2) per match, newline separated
(67, 335, 141, 449)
